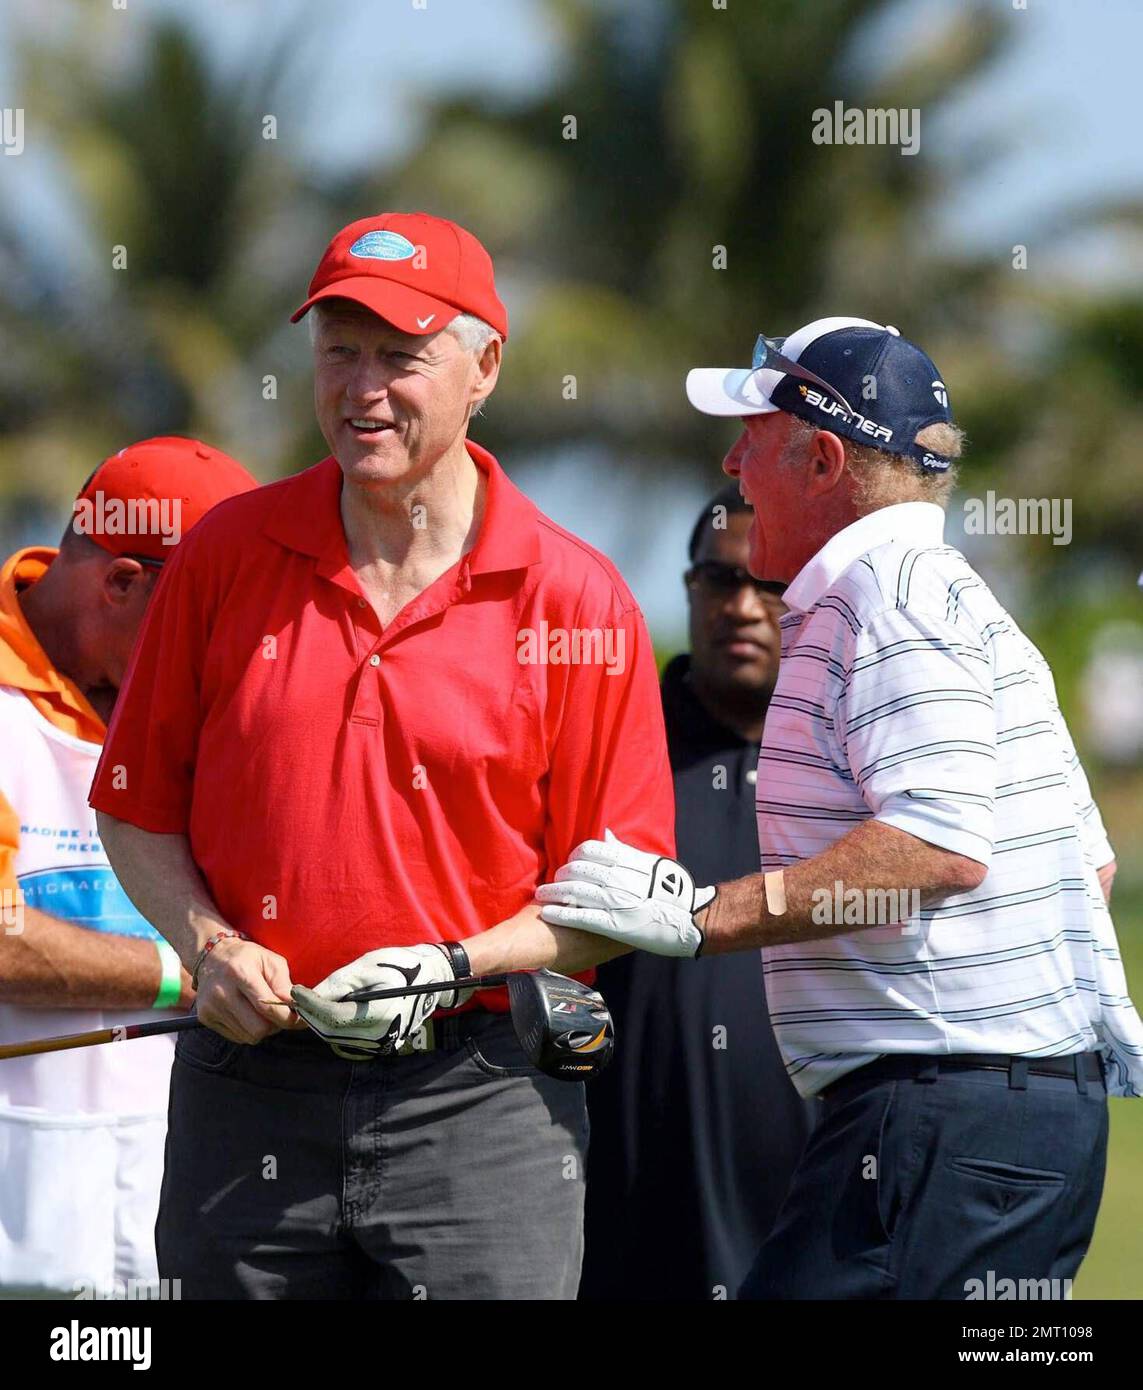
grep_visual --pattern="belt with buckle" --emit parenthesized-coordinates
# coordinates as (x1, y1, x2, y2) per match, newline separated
(820, 1050, 1106, 1101)
(393, 1013, 489, 1057)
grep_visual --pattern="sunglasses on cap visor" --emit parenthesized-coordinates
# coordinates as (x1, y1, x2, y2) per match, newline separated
(752, 334, 854, 418)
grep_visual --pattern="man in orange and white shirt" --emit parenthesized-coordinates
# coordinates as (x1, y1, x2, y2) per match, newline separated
(0, 437, 256, 1296)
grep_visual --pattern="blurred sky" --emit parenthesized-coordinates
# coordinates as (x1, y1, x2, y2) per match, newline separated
(136, 0, 1143, 247)
(3, 0, 1141, 644)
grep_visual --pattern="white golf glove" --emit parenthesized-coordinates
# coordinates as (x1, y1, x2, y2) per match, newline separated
(291, 944, 471, 1060)
(535, 829, 716, 959)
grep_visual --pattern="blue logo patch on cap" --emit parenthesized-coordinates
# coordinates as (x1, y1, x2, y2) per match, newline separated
(349, 230, 417, 262)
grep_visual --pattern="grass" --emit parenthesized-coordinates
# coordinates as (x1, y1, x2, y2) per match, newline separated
(1073, 882, 1143, 1299)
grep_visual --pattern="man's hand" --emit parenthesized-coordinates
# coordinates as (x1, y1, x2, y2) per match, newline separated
(535, 830, 716, 959)
(194, 938, 301, 1044)
(291, 944, 469, 1060)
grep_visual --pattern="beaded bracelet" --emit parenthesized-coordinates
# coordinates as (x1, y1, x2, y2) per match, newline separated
(190, 929, 250, 991)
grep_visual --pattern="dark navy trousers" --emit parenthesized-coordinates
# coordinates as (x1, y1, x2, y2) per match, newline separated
(739, 1056, 1109, 1300)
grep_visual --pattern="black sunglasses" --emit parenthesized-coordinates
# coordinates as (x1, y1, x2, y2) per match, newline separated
(752, 334, 854, 417)
(686, 562, 787, 603)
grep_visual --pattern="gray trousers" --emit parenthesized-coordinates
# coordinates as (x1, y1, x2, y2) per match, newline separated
(157, 1013, 589, 1299)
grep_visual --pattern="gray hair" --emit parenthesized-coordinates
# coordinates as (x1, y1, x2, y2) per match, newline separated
(305, 302, 497, 357)
(447, 312, 498, 355)
(451, 314, 499, 420)
(779, 416, 963, 510)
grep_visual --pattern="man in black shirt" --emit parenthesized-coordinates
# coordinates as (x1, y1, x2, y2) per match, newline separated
(580, 475, 814, 1300)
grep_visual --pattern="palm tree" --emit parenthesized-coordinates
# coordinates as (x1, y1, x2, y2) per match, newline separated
(0, 7, 335, 529)
(369, 0, 1011, 463)
(365, 0, 1141, 711)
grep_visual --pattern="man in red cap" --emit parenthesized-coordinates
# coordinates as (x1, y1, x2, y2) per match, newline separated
(0, 437, 257, 1297)
(92, 213, 674, 1300)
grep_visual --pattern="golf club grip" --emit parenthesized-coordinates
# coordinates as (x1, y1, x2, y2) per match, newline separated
(338, 972, 508, 1005)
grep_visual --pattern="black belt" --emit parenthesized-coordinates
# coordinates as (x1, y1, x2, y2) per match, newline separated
(820, 1050, 1106, 1101)
(278, 1010, 491, 1058)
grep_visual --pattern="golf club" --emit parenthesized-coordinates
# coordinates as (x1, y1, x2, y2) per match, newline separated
(0, 1015, 201, 1061)
(0, 969, 615, 1082)
(338, 968, 615, 1081)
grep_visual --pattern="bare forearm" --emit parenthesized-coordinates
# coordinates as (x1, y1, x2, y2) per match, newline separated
(700, 820, 988, 954)
(95, 812, 232, 970)
(0, 906, 190, 1009)
(1098, 858, 1116, 905)
(463, 902, 629, 977)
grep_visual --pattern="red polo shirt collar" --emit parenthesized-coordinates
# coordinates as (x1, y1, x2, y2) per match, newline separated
(260, 440, 542, 579)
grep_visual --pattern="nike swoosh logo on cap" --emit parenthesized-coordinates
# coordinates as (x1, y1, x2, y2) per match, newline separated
(416, 315, 435, 328)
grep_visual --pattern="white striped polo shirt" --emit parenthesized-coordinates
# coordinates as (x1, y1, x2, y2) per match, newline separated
(758, 501, 1143, 1099)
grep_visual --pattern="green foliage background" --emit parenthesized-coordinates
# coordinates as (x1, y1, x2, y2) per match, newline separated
(1, 0, 1139, 1297)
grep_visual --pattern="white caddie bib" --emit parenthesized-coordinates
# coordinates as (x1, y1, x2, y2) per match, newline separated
(0, 684, 174, 1292)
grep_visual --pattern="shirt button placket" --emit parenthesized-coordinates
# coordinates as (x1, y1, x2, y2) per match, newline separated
(349, 581, 383, 723)
(350, 649, 383, 724)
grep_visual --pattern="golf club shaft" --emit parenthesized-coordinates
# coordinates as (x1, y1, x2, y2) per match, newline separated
(337, 972, 509, 1004)
(0, 974, 525, 1061)
(0, 1014, 201, 1061)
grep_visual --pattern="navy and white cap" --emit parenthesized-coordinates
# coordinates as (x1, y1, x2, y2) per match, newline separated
(686, 316, 956, 472)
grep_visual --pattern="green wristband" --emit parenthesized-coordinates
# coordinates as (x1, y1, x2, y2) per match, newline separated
(152, 941, 183, 1010)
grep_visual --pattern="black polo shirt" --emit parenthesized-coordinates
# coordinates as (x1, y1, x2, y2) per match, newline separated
(580, 654, 814, 1300)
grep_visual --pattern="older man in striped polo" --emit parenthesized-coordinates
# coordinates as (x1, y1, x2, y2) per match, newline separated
(537, 317, 1143, 1300)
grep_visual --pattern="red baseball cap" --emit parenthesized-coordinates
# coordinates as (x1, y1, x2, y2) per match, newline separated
(290, 212, 508, 340)
(73, 436, 259, 564)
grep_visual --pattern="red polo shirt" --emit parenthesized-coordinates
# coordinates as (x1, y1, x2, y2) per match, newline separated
(90, 442, 675, 991)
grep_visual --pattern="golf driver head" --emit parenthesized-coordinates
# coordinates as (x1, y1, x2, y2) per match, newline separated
(506, 970, 614, 1081)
